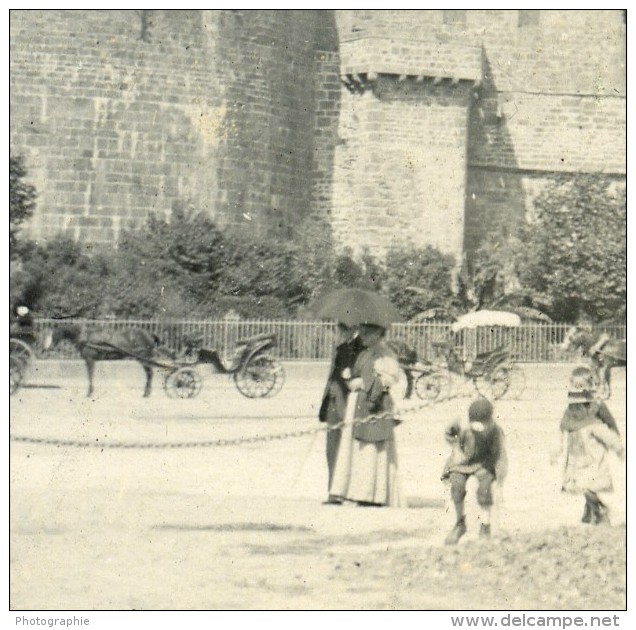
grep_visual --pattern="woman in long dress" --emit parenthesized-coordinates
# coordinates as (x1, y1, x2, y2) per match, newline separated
(329, 324, 404, 507)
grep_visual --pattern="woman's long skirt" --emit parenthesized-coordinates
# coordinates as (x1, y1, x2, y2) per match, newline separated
(329, 393, 404, 507)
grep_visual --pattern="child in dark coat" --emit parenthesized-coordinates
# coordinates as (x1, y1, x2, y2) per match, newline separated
(442, 397, 508, 545)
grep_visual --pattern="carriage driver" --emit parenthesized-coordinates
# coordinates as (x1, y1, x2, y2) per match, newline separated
(10, 305, 37, 348)
(11, 305, 34, 333)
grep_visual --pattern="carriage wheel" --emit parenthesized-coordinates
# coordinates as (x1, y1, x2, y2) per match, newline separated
(263, 359, 285, 398)
(414, 371, 450, 402)
(475, 366, 509, 400)
(10, 356, 24, 396)
(164, 367, 202, 399)
(502, 365, 526, 400)
(233, 354, 285, 399)
(10, 339, 35, 373)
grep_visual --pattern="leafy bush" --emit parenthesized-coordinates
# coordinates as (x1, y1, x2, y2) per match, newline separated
(382, 244, 456, 319)
(11, 200, 464, 321)
(11, 237, 116, 317)
(516, 174, 626, 323)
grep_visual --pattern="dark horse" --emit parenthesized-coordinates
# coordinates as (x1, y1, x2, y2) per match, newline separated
(561, 326, 626, 399)
(50, 325, 161, 397)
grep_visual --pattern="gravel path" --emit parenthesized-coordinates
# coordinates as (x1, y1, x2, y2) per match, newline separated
(10, 361, 627, 611)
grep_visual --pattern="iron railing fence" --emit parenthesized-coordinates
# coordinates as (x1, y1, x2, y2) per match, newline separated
(30, 318, 626, 363)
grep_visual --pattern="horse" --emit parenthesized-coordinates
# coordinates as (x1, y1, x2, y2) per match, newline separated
(561, 326, 626, 399)
(50, 325, 161, 397)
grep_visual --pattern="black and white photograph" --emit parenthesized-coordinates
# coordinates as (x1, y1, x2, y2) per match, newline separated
(7, 6, 629, 623)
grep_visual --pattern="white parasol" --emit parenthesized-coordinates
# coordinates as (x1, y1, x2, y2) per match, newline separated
(450, 310, 522, 333)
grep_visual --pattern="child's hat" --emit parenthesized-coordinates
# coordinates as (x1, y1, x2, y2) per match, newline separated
(568, 366, 596, 403)
(468, 398, 493, 423)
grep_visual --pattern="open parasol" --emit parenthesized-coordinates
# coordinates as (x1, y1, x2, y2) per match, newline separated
(306, 288, 403, 329)
(450, 310, 522, 333)
(504, 306, 553, 323)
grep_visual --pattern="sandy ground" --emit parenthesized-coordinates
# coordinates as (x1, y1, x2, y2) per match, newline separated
(9, 360, 627, 611)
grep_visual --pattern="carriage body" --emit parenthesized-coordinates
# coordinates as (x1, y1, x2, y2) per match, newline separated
(160, 332, 285, 399)
(9, 337, 35, 395)
(9, 323, 50, 395)
(412, 335, 526, 402)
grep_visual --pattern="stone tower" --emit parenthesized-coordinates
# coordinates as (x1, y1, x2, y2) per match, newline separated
(10, 10, 626, 263)
(332, 9, 626, 261)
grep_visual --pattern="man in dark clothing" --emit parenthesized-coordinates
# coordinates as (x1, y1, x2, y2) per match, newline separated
(318, 324, 364, 504)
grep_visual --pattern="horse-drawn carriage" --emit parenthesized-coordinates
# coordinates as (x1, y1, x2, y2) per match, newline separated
(9, 337, 34, 395)
(411, 341, 526, 401)
(396, 310, 527, 402)
(560, 326, 626, 399)
(10, 307, 53, 395)
(48, 324, 285, 399)
(160, 332, 285, 399)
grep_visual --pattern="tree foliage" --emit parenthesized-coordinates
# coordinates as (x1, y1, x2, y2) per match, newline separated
(454, 236, 529, 314)
(515, 174, 626, 323)
(10, 237, 115, 318)
(106, 208, 228, 317)
(9, 155, 37, 259)
(14, 173, 624, 324)
(382, 244, 456, 319)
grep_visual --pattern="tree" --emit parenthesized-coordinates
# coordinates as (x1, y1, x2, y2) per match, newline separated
(454, 236, 529, 314)
(10, 236, 115, 317)
(382, 244, 456, 319)
(516, 174, 626, 323)
(113, 207, 229, 317)
(10, 155, 37, 259)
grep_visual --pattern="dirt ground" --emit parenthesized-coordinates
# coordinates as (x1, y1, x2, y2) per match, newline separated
(9, 360, 627, 612)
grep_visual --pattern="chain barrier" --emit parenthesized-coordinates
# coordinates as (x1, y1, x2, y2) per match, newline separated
(10, 389, 466, 451)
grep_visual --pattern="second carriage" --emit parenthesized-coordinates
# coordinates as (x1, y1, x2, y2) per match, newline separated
(402, 311, 527, 402)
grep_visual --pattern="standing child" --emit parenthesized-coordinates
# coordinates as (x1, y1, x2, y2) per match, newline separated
(554, 366, 624, 525)
(442, 397, 508, 545)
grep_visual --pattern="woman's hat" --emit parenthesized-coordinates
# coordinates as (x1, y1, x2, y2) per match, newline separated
(568, 366, 596, 403)
(16, 306, 29, 317)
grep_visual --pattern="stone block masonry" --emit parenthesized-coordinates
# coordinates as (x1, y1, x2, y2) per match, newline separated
(10, 9, 626, 265)
(10, 10, 225, 244)
(331, 77, 471, 261)
(332, 9, 625, 261)
(10, 9, 332, 245)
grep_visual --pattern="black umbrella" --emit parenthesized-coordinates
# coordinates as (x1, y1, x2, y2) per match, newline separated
(307, 288, 403, 329)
